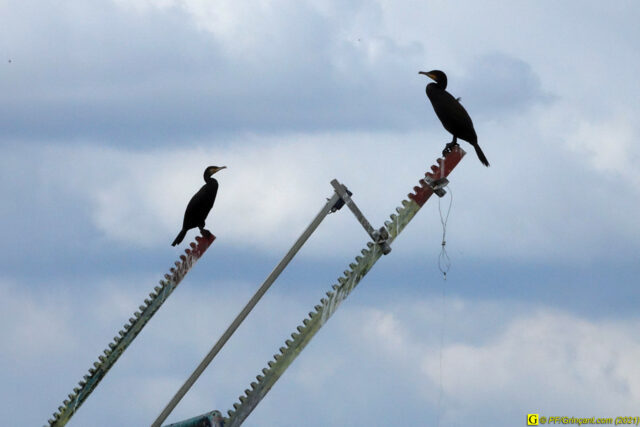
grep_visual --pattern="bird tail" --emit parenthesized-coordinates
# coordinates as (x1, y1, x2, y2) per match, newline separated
(472, 143, 490, 167)
(171, 229, 187, 247)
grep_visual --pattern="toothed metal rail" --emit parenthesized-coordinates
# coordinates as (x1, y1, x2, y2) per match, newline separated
(151, 193, 345, 427)
(46, 234, 216, 427)
(169, 148, 466, 427)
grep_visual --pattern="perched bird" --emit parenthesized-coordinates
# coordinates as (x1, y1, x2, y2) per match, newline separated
(419, 70, 489, 166)
(172, 165, 226, 246)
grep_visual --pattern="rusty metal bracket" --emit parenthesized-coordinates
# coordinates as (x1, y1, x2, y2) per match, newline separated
(424, 175, 449, 197)
(330, 179, 392, 255)
(329, 188, 352, 213)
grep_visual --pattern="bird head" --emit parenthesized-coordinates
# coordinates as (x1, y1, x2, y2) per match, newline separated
(419, 70, 447, 88)
(204, 165, 226, 178)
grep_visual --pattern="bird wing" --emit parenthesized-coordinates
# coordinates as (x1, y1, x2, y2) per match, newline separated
(430, 90, 477, 143)
(183, 184, 217, 229)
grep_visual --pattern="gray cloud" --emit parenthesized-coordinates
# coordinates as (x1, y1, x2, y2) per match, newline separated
(3, 1, 640, 425)
(6, 278, 640, 426)
(457, 53, 554, 119)
(0, 1, 552, 146)
(3, 0, 638, 147)
(4, 126, 638, 261)
(0, 0, 431, 143)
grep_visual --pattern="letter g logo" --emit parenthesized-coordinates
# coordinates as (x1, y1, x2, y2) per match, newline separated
(527, 414, 539, 425)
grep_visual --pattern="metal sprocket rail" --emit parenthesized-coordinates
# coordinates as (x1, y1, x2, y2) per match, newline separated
(46, 234, 216, 427)
(169, 147, 466, 427)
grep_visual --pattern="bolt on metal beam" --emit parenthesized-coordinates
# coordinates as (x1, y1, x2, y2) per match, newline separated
(424, 175, 449, 197)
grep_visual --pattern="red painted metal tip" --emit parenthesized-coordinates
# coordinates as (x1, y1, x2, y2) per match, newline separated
(408, 148, 466, 207)
(409, 185, 434, 206)
(199, 232, 216, 245)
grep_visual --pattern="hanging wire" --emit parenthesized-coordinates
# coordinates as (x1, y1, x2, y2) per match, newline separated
(436, 280, 447, 427)
(437, 185, 453, 280)
(436, 183, 452, 426)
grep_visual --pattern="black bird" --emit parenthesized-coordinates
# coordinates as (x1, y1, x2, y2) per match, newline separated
(172, 165, 226, 246)
(419, 70, 489, 167)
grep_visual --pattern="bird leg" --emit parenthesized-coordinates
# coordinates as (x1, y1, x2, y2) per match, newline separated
(442, 136, 459, 155)
(199, 227, 212, 238)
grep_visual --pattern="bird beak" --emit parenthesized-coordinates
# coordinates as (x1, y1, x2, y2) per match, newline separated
(216, 166, 227, 173)
(418, 71, 435, 81)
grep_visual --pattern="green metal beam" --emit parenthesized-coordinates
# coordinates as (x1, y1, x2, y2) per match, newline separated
(165, 410, 224, 427)
(47, 234, 216, 427)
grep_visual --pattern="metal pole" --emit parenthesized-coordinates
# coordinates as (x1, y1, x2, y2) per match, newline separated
(330, 179, 391, 255)
(151, 191, 342, 427)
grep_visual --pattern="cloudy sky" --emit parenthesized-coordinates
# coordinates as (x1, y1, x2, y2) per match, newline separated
(2, 0, 640, 425)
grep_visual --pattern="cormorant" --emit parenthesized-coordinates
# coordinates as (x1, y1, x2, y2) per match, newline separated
(419, 70, 489, 167)
(171, 165, 226, 246)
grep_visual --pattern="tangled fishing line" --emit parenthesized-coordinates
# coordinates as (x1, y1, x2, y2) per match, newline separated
(437, 184, 453, 280)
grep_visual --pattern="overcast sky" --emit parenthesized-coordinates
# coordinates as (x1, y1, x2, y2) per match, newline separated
(2, 1, 640, 426)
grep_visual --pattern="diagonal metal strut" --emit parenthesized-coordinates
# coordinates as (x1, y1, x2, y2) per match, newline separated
(331, 179, 391, 255)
